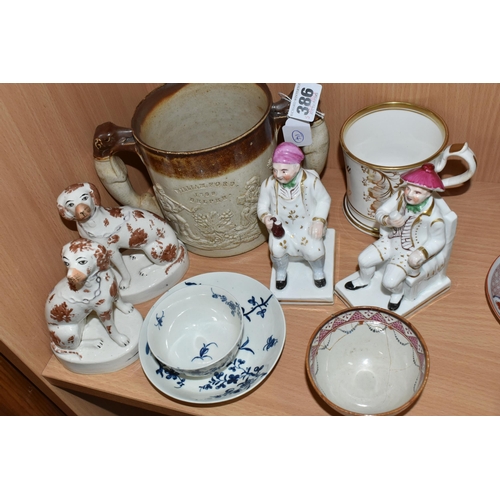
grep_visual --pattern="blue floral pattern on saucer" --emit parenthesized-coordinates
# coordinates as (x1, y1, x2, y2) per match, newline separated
(139, 272, 286, 404)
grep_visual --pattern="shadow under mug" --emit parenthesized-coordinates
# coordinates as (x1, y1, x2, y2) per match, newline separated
(93, 84, 288, 258)
(340, 101, 477, 236)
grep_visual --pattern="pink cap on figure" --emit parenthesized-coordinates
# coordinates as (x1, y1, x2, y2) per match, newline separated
(272, 142, 304, 164)
(401, 163, 445, 192)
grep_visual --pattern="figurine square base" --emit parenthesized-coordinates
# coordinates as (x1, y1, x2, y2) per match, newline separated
(53, 308, 143, 375)
(270, 229, 335, 305)
(335, 271, 451, 317)
(115, 243, 189, 304)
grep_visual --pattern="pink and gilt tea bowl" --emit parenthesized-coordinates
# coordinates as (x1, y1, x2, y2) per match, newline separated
(306, 307, 430, 416)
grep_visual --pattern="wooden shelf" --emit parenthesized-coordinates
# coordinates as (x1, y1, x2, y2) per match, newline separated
(43, 168, 500, 416)
(3, 83, 500, 415)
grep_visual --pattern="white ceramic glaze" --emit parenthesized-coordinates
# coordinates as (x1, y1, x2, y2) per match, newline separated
(340, 102, 476, 236)
(51, 307, 143, 374)
(139, 272, 286, 404)
(486, 256, 500, 322)
(46, 238, 143, 374)
(258, 142, 332, 292)
(271, 228, 335, 304)
(306, 307, 429, 415)
(335, 195, 456, 316)
(57, 182, 189, 304)
(147, 285, 243, 378)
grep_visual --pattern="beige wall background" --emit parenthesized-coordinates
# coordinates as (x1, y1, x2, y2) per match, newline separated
(1, 83, 498, 414)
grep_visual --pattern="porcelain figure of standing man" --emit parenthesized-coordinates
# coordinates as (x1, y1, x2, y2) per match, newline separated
(345, 163, 447, 311)
(258, 142, 331, 289)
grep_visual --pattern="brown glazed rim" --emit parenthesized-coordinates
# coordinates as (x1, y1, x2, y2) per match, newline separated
(339, 101, 450, 172)
(131, 83, 273, 156)
(305, 306, 431, 416)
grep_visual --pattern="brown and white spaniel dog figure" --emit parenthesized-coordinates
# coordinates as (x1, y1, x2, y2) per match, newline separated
(57, 182, 183, 290)
(46, 238, 133, 357)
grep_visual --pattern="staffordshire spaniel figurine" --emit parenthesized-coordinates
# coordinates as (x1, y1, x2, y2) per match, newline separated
(57, 182, 185, 291)
(46, 238, 134, 358)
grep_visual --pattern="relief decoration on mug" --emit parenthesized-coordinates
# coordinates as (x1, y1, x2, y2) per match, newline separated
(360, 165, 404, 217)
(153, 176, 263, 251)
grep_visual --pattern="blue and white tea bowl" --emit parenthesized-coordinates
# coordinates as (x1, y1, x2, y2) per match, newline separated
(147, 284, 243, 378)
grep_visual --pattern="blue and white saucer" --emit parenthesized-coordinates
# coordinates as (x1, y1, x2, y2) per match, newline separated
(139, 272, 286, 404)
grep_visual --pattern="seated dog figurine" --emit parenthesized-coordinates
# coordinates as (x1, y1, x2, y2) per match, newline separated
(46, 238, 134, 357)
(57, 182, 185, 290)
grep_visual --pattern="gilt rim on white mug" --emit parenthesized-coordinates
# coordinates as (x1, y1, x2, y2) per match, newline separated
(340, 101, 450, 171)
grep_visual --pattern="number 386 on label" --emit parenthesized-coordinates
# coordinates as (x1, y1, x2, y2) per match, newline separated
(288, 83, 322, 123)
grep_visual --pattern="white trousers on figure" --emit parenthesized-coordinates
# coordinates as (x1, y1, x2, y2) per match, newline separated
(357, 240, 418, 295)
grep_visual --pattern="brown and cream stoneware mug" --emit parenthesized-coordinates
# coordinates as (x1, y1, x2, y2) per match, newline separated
(93, 83, 329, 257)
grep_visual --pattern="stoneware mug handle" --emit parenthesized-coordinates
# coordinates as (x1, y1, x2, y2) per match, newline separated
(92, 121, 163, 216)
(433, 142, 477, 189)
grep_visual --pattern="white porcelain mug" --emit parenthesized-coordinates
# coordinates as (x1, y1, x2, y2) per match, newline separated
(340, 102, 477, 235)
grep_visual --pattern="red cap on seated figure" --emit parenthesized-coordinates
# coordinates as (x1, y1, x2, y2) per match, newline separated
(401, 163, 445, 192)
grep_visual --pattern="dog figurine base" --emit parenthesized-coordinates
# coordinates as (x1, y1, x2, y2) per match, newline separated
(52, 307, 143, 374)
(270, 229, 335, 305)
(108, 245, 189, 304)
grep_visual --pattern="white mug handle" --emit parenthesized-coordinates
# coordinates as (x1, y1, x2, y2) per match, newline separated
(434, 143, 477, 188)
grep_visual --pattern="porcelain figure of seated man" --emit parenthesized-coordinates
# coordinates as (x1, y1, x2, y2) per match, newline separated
(257, 142, 331, 290)
(345, 163, 447, 311)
